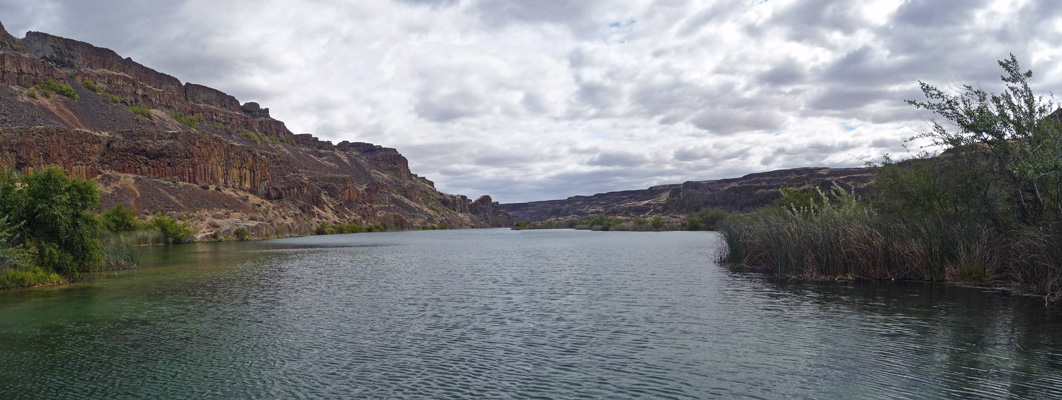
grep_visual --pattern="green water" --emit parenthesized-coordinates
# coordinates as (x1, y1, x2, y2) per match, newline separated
(1, 229, 1060, 398)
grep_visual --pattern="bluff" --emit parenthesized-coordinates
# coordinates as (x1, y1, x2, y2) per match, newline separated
(502, 167, 875, 222)
(0, 21, 511, 237)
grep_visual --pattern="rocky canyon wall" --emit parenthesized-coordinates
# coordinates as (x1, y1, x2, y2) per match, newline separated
(0, 22, 511, 237)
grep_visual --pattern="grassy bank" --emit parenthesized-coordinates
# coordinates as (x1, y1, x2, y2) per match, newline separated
(719, 208, 1062, 300)
(0, 168, 197, 289)
(720, 56, 1062, 302)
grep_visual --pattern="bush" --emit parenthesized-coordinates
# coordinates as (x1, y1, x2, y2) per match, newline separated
(127, 102, 152, 120)
(82, 78, 100, 93)
(151, 215, 194, 244)
(171, 112, 204, 129)
(101, 204, 140, 233)
(0, 167, 102, 276)
(685, 208, 732, 231)
(316, 221, 368, 235)
(35, 78, 78, 100)
(650, 216, 664, 230)
(240, 130, 261, 144)
(0, 264, 63, 289)
(234, 227, 250, 241)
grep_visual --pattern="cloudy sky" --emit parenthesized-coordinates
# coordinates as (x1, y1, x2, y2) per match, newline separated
(2, 0, 1061, 202)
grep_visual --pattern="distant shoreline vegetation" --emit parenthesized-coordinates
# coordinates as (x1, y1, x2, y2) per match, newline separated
(720, 56, 1062, 302)
(512, 208, 732, 232)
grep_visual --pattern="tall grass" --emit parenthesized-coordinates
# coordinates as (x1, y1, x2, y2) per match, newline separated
(97, 230, 166, 271)
(718, 210, 1062, 300)
(0, 265, 64, 289)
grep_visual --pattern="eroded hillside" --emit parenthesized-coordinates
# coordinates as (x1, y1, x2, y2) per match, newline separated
(0, 21, 511, 238)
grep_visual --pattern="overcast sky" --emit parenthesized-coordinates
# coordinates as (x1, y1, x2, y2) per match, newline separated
(2, 0, 1061, 202)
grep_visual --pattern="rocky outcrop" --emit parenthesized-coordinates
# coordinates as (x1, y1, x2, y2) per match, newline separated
(0, 22, 511, 237)
(502, 167, 875, 222)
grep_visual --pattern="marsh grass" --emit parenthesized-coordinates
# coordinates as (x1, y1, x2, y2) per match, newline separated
(97, 230, 165, 271)
(719, 212, 1062, 299)
(0, 264, 63, 289)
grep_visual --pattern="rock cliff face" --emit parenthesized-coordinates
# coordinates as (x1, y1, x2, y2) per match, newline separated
(0, 23, 511, 237)
(502, 167, 875, 222)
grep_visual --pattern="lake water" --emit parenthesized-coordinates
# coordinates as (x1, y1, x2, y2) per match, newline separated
(1, 229, 1061, 399)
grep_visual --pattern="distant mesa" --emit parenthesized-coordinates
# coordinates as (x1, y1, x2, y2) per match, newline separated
(502, 167, 874, 222)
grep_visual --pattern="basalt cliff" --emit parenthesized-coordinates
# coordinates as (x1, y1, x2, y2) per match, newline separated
(502, 167, 876, 223)
(0, 21, 511, 237)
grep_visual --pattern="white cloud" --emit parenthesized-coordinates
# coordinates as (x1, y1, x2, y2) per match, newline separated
(2, 0, 1061, 202)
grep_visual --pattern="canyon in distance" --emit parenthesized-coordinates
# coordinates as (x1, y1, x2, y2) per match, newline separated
(0, 20, 874, 238)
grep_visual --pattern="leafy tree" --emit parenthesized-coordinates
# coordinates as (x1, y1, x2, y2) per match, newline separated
(0, 215, 28, 270)
(101, 204, 140, 233)
(0, 167, 102, 276)
(907, 54, 1062, 224)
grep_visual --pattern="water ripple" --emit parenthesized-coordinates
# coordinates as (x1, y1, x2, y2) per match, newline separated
(1, 230, 1061, 399)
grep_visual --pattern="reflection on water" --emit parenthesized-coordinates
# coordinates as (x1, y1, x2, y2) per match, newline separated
(0, 229, 1060, 399)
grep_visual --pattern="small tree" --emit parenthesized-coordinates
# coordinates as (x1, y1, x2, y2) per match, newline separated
(151, 215, 193, 244)
(907, 55, 1062, 224)
(101, 204, 140, 233)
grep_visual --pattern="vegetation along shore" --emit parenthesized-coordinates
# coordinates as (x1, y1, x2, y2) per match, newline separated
(720, 56, 1062, 302)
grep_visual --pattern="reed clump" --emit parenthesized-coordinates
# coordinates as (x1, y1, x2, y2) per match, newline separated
(719, 187, 1062, 299)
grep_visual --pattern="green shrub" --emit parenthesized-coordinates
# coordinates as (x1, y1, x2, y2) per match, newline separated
(367, 222, 388, 232)
(650, 216, 664, 230)
(82, 78, 100, 93)
(151, 215, 193, 244)
(106, 93, 121, 104)
(171, 112, 204, 129)
(240, 130, 261, 144)
(35, 78, 78, 100)
(685, 208, 732, 231)
(100, 204, 140, 233)
(0, 264, 63, 289)
(212, 121, 226, 132)
(234, 227, 250, 241)
(336, 223, 365, 234)
(0, 215, 28, 272)
(13, 44, 24, 53)
(127, 102, 152, 120)
(316, 221, 367, 235)
(25, 88, 37, 99)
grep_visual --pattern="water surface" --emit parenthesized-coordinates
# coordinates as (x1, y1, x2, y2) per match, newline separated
(1, 229, 1060, 398)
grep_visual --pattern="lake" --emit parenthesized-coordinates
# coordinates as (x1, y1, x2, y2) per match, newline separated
(1, 229, 1061, 399)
